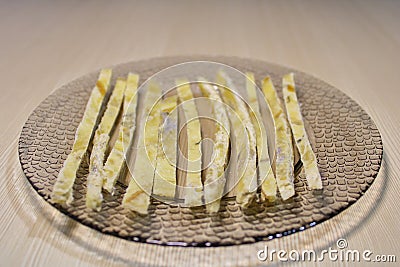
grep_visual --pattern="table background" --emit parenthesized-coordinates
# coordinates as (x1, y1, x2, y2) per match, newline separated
(0, 0, 399, 266)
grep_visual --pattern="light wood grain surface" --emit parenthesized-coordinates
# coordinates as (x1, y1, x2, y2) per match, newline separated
(1, 0, 399, 266)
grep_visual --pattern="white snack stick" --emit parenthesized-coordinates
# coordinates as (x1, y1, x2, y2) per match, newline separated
(198, 79, 230, 213)
(152, 95, 178, 199)
(261, 77, 295, 200)
(176, 79, 203, 207)
(122, 82, 162, 214)
(51, 69, 112, 205)
(217, 72, 257, 207)
(103, 73, 139, 194)
(86, 78, 126, 210)
(282, 73, 322, 190)
(245, 72, 277, 201)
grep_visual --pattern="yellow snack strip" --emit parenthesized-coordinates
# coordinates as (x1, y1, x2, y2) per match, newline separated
(217, 72, 257, 207)
(51, 69, 112, 205)
(122, 82, 162, 214)
(152, 95, 178, 198)
(262, 77, 295, 200)
(176, 79, 203, 207)
(85, 78, 126, 210)
(282, 73, 322, 190)
(198, 79, 230, 213)
(245, 72, 277, 201)
(103, 73, 139, 193)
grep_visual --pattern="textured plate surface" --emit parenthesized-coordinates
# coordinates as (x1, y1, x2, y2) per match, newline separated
(18, 56, 383, 246)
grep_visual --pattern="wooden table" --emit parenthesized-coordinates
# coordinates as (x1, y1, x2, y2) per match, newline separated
(1, 1, 399, 266)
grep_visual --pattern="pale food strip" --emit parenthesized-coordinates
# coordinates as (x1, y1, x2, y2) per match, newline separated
(152, 95, 178, 199)
(261, 77, 295, 200)
(217, 72, 257, 207)
(122, 82, 162, 214)
(51, 69, 112, 205)
(176, 79, 203, 207)
(198, 79, 230, 213)
(103, 73, 139, 194)
(245, 72, 277, 201)
(86, 78, 126, 210)
(282, 73, 322, 190)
